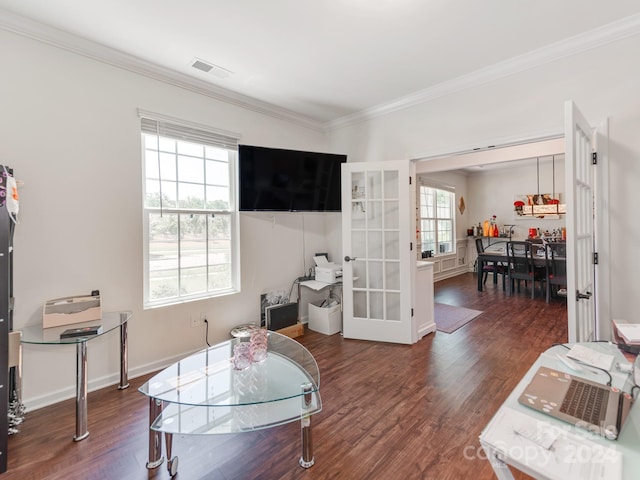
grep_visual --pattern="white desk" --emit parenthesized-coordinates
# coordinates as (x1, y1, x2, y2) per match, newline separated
(480, 343, 640, 480)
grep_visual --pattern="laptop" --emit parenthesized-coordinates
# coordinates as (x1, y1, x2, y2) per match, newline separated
(518, 366, 634, 440)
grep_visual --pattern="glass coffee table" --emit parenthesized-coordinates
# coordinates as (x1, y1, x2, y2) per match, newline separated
(139, 330, 322, 477)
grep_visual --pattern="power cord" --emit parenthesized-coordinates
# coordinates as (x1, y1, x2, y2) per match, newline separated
(550, 342, 640, 399)
(551, 343, 613, 386)
(203, 316, 211, 347)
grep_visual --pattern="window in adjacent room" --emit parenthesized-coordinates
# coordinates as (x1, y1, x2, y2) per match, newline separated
(140, 111, 240, 308)
(418, 183, 455, 256)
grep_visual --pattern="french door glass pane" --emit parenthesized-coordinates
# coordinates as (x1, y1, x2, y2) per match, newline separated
(352, 231, 366, 258)
(367, 171, 382, 199)
(351, 172, 366, 200)
(384, 171, 398, 198)
(354, 290, 367, 318)
(384, 200, 399, 228)
(386, 262, 400, 290)
(368, 231, 382, 258)
(351, 201, 366, 229)
(368, 201, 383, 229)
(370, 292, 383, 319)
(368, 261, 383, 289)
(353, 261, 367, 289)
(385, 231, 399, 260)
(386, 292, 400, 321)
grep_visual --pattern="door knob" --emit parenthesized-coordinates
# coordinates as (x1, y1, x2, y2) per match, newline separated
(576, 290, 592, 300)
(344, 256, 357, 262)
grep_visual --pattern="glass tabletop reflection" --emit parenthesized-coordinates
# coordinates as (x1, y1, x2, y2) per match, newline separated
(139, 331, 322, 435)
(20, 311, 131, 345)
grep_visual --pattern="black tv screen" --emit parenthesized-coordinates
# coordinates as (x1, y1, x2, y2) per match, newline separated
(238, 145, 347, 212)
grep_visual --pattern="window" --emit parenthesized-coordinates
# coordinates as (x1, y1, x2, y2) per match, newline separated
(418, 184, 455, 256)
(140, 111, 240, 308)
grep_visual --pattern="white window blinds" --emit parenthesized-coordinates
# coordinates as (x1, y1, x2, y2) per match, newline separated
(138, 110, 239, 149)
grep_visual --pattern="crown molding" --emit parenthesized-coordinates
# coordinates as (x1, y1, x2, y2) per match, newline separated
(0, 9, 326, 132)
(4, 9, 640, 133)
(327, 13, 640, 131)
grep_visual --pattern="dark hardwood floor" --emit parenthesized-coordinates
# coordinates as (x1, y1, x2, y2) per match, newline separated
(4, 273, 568, 480)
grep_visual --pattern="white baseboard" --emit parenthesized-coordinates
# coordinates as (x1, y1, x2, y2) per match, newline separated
(23, 350, 200, 412)
(418, 321, 436, 339)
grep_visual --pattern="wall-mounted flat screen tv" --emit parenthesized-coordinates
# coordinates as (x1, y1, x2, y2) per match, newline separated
(238, 145, 347, 212)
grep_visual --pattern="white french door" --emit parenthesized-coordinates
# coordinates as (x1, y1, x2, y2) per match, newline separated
(564, 100, 597, 342)
(341, 160, 414, 344)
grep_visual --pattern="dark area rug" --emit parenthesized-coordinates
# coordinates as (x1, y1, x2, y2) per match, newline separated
(434, 303, 483, 333)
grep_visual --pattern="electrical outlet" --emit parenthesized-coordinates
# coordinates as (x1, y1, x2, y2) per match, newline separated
(190, 315, 201, 328)
(200, 312, 207, 324)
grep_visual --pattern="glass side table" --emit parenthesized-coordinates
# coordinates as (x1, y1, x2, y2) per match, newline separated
(21, 311, 132, 441)
(139, 330, 322, 477)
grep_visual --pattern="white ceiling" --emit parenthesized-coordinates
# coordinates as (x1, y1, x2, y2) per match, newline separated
(2, 1, 640, 127)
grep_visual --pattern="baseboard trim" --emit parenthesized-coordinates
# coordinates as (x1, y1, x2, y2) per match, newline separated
(23, 350, 201, 412)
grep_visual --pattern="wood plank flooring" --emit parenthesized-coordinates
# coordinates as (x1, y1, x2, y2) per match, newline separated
(4, 273, 568, 480)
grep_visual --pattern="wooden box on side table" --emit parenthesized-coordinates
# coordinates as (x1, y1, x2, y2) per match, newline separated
(43, 295, 102, 329)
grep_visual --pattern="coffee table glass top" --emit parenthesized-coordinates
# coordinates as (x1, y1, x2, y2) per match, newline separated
(20, 311, 132, 345)
(139, 331, 322, 434)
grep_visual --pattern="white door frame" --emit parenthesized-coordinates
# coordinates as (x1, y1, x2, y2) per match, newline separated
(565, 101, 596, 342)
(413, 133, 611, 341)
(594, 119, 611, 340)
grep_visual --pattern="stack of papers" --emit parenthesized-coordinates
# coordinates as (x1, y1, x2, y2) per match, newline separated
(612, 319, 640, 345)
(566, 344, 614, 371)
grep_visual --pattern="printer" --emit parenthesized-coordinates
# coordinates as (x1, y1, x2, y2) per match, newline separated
(313, 254, 343, 284)
(315, 263, 343, 283)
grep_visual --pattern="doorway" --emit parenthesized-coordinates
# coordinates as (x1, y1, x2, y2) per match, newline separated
(414, 137, 565, 280)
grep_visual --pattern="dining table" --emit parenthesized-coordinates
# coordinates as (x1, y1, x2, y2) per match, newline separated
(476, 246, 555, 292)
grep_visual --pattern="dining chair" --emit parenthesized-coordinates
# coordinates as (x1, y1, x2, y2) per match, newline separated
(506, 241, 546, 298)
(545, 242, 568, 303)
(475, 238, 507, 290)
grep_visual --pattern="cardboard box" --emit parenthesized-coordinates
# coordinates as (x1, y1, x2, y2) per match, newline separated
(308, 301, 341, 335)
(276, 322, 304, 339)
(43, 295, 102, 329)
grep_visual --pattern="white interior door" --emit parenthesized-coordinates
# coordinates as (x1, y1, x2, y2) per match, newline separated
(564, 100, 597, 342)
(341, 160, 414, 344)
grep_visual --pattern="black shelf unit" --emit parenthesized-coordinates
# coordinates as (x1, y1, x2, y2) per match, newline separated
(0, 167, 16, 473)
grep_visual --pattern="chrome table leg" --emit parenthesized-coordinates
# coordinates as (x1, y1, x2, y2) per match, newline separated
(165, 432, 178, 476)
(118, 316, 129, 390)
(299, 383, 315, 468)
(146, 398, 164, 469)
(74, 341, 89, 441)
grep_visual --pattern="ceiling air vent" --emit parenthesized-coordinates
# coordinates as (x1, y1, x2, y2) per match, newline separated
(191, 58, 233, 78)
(192, 59, 214, 73)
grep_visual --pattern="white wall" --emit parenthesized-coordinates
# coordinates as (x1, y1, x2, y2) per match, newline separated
(0, 30, 335, 409)
(4, 19, 640, 411)
(329, 34, 640, 328)
(465, 157, 566, 240)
